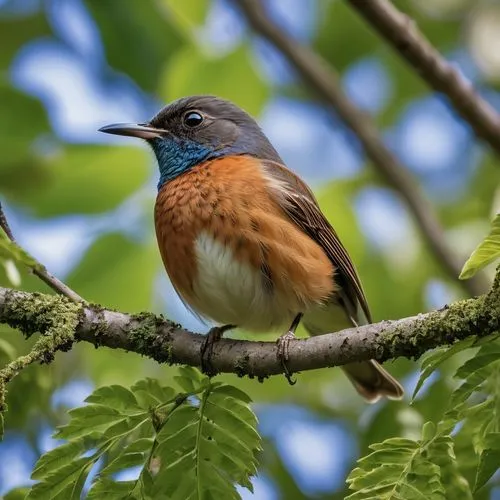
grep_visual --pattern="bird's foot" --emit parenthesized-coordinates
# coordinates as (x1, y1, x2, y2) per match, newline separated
(201, 324, 234, 377)
(276, 330, 297, 385)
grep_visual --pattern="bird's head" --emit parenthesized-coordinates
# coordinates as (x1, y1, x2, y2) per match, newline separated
(99, 95, 281, 189)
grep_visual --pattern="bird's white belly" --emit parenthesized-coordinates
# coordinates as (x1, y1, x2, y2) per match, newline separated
(191, 232, 294, 332)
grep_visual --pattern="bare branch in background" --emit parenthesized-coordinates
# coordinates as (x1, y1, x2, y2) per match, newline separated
(0, 202, 85, 304)
(232, 0, 489, 297)
(346, 0, 500, 154)
(0, 279, 498, 379)
(0, 202, 14, 242)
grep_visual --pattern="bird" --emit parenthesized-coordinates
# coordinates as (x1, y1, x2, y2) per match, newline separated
(99, 95, 403, 402)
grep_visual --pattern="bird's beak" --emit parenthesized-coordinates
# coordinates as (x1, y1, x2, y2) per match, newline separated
(98, 123, 166, 140)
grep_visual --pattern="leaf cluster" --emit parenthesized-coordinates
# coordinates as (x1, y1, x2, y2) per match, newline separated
(21, 367, 261, 500)
(348, 214, 500, 498)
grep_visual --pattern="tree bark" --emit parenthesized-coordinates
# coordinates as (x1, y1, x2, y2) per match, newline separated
(0, 279, 498, 380)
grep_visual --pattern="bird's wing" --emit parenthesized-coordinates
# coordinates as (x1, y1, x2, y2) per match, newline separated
(261, 159, 372, 324)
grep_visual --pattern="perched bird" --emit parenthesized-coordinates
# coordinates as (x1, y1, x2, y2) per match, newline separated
(99, 95, 403, 402)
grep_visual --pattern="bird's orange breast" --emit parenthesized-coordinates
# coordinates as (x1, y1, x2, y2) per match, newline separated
(154, 155, 335, 330)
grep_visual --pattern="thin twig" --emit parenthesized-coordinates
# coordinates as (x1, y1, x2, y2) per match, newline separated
(232, 0, 489, 297)
(31, 267, 85, 304)
(0, 202, 85, 304)
(0, 279, 498, 379)
(346, 0, 500, 154)
(0, 202, 14, 241)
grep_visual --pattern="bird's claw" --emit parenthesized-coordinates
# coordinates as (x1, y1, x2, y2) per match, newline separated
(276, 330, 297, 385)
(200, 324, 234, 377)
(200, 326, 223, 377)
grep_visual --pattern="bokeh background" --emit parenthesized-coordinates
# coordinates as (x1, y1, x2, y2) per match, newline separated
(0, 0, 499, 498)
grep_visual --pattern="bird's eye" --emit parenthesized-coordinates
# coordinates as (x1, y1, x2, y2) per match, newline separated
(183, 111, 203, 128)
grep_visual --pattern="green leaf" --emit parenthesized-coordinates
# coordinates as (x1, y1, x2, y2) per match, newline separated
(161, 45, 269, 117)
(54, 404, 125, 440)
(153, 382, 260, 499)
(427, 435, 472, 499)
(131, 378, 177, 408)
(27, 456, 97, 500)
(474, 433, 500, 491)
(10, 145, 150, 217)
(460, 213, 500, 279)
(173, 365, 203, 392)
(413, 337, 477, 400)
(87, 478, 140, 500)
(24, 375, 256, 499)
(85, 385, 141, 412)
(31, 440, 86, 480)
(0, 228, 39, 270)
(346, 436, 446, 499)
(212, 384, 253, 403)
(0, 413, 4, 441)
(100, 452, 146, 476)
(4, 487, 32, 500)
(98, 437, 152, 477)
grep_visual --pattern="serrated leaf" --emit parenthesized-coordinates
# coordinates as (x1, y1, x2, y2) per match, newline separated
(86, 477, 139, 500)
(413, 337, 477, 399)
(98, 436, 152, 477)
(85, 385, 141, 412)
(212, 384, 253, 403)
(54, 405, 124, 440)
(27, 456, 95, 500)
(123, 437, 154, 453)
(131, 378, 176, 408)
(100, 452, 146, 477)
(4, 487, 32, 500)
(31, 440, 86, 480)
(173, 375, 197, 393)
(460, 213, 500, 279)
(173, 365, 203, 393)
(474, 433, 500, 491)
(346, 436, 446, 499)
(428, 435, 472, 499)
(153, 382, 260, 498)
(455, 350, 500, 379)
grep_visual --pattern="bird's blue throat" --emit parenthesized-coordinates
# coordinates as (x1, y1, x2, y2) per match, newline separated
(151, 136, 223, 190)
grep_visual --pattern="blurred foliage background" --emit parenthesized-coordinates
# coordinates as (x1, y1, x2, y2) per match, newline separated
(0, 0, 499, 498)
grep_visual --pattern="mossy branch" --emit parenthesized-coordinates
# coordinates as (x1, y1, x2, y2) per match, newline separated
(0, 295, 81, 411)
(0, 273, 498, 383)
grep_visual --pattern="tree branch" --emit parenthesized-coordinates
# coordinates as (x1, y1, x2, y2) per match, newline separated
(0, 202, 85, 304)
(232, 0, 489, 297)
(346, 0, 500, 154)
(1, 280, 498, 379)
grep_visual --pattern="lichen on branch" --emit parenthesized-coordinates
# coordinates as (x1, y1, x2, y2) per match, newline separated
(0, 272, 498, 388)
(0, 291, 82, 411)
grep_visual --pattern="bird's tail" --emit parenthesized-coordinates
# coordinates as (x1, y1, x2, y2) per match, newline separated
(341, 360, 403, 403)
(304, 302, 404, 403)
